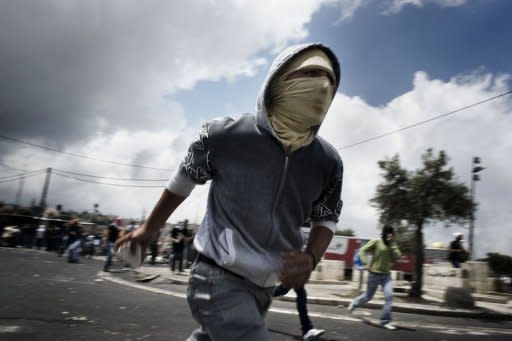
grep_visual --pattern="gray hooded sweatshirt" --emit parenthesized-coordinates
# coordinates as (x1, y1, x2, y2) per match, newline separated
(169, 42, 343, 287)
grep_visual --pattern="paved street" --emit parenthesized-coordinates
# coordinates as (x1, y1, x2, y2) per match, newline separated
(1, 247, 512, 340)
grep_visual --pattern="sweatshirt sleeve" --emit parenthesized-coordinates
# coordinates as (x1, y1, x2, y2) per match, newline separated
(311, 156, 343, 225)
(166, 167, 196, 197)
(178, 121, 216, 185)
(390, 242, 402, 260)
(359, 239, 377, 265)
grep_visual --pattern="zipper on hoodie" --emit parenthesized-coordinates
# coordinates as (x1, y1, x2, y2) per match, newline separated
(267, 155, 289, 247)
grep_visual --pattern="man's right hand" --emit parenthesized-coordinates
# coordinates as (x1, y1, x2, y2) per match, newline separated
(113, 189, 187, 261)
(278, 250, 314, 289)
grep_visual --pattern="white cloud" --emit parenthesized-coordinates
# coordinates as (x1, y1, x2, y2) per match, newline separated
(320, 70, 512, 258)
(329, 0, 367, 22)
(328, 0, 468, 21)
(383, 0, 467, 15)
(0, 0, 328, 144)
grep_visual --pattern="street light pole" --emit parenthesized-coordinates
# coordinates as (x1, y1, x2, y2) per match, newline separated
(39, 167, 52, 216)
(469, 157, 485, 260)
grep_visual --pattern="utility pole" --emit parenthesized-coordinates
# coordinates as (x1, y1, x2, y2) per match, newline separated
(15, 173, 25, 208)
(469, 157, 485, 260)
(14, 158, 28, 208)
(39, 167, 52, 216)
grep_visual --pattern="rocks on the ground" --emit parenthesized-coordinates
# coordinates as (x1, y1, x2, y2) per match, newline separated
(444, 286, 475, 309)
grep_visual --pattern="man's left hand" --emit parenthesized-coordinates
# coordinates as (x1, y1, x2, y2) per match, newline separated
(278, 250, 314, 289)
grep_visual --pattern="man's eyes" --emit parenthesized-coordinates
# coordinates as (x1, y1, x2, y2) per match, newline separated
(286, 69, 334, 85)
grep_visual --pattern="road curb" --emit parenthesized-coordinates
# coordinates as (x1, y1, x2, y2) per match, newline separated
(132, 267, 512, 321)
(275, 295, 512, 320)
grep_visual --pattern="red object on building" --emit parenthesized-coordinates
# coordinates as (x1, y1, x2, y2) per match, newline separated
(322, 235, 415, 274)
(323, 235, 367, 268)
(391, 254, 415, 273)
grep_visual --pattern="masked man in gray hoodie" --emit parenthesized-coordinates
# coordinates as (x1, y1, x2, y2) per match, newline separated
(116, 42, 343, 341)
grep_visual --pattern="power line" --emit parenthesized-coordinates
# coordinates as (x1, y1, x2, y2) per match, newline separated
(1, 89, 510, 171)
(52, 170, 164, 188)
(0, 162, 33, 172)
(337, 90, 512, 151)
(53, 168, 168, 182)
(0, 169, 46, 181)
(0, 171, 44, 184)
(0, 134, 173, 171)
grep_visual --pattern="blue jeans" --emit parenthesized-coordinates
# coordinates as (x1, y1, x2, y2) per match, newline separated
(58, 236, 68, 256)
(67, 240, 81, 262)
(187, 258, 274, 341)
(104, 241, 115, 270)
(353, 272, 393, 325)
(273, 285, 312, 335)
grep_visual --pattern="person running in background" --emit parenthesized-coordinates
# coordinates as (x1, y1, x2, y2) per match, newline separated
(348, 225, 401, 330)
(103, 217, 123, 272)
(66, 219, 82, 263)
(448, 232, 466, 268)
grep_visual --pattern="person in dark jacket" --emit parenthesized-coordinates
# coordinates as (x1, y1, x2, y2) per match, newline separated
(103, 217, 123, 271)
(448, 232, 466, 268)
(169, 221, 193, 272)
(116, 42, 343, 340)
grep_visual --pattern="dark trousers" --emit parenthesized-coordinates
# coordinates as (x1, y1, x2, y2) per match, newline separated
(273, 285, 312, 335)
(171, 250, 183, 272)
(149, 243, 158, 265)
(450, 259, 461, 268)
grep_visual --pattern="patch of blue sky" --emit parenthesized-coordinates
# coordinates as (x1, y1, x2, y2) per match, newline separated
(308, 0, 512, 105)
(169, 0, 512, 127)
(167, 67, 267, 127)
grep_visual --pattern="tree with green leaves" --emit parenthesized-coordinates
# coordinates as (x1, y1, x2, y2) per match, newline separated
(370, 148, 473, 297)
(486, 253, 512, 277)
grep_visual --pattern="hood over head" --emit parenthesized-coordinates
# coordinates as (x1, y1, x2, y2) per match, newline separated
(256, 43, 341, 148)
(381, 224, 395, 245)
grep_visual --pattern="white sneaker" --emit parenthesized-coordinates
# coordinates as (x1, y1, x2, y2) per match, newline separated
(382, 323, 397, 330)
(347, 300, 355, 313)
(303, 328, 325, 340)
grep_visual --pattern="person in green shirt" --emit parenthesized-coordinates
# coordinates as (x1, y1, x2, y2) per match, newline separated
(347, 225, 402, 330)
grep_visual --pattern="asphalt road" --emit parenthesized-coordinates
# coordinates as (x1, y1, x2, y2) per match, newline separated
(1, 247, 511, 341)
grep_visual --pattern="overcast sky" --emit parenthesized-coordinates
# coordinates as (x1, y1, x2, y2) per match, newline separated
(1, 0, 511, 258)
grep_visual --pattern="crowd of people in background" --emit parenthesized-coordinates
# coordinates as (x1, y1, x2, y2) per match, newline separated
(0, 216, 197, 272)
(0, 217, 473, 274)
(0, 219, 104, 257)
